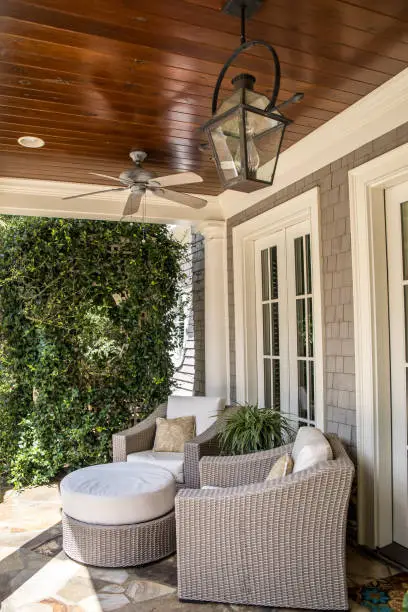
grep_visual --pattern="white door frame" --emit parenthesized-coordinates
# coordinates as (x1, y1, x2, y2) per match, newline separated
(385, 184, 408, 548)
(232, 187, 325, 429)
(349, 141, 408, 548)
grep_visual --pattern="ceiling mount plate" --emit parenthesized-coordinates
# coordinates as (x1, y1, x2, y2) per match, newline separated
(222, 0, 263, 19)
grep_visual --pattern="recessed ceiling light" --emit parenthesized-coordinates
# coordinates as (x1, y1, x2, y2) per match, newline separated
(18, 136, 45, 149)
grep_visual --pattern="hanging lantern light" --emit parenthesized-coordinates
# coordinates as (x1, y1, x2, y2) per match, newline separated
(202, 3, 304, 193)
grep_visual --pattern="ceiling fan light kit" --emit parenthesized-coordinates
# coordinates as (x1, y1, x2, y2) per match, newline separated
(202, 0, 304, 193)
(62, 151, 207, 216)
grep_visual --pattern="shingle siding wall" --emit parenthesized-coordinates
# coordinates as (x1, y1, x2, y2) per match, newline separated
(227, 120, 408, 459)
(172, 231, 205, 396)
(192, 232, 205, 395)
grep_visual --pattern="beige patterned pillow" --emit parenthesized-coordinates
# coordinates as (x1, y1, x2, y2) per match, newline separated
(266, 454, 294, 480)
(153, 416, 196, 453)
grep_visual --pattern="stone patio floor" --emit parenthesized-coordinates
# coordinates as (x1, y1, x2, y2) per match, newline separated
(0, 484, 402, 611)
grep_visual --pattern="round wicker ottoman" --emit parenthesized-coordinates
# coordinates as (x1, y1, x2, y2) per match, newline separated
(60, 462, 176, 567)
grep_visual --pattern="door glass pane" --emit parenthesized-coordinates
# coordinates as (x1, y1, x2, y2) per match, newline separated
(401, 202, 408, 280)
(271, 302, 279, 356)
(307, 297, 314, 357)
(305, 234, 312, 294)
(259, 244, 280, 409)
(404, 286, 408, 363)
(293, 233, 315, 427)
(294, 237, 305, 296)
(296, 299, 306, 357)
(272, 359, 280, 410)
(406, 368, 408, 440)
(270, 246, 278, 299)
(309, 361, 315, 421)
(298, 361, 307, 419)
(261, 249, 269, 300)
(264, 358, 271, 408)
(263, 303, 271, 356)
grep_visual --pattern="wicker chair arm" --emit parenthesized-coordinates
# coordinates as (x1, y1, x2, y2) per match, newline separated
(199, 441, 294, 487)
(112, 403, 167, 462)
(183, 421, 220, 489)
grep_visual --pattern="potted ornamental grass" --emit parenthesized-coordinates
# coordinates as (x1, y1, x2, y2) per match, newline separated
(218, 404, 295, 456)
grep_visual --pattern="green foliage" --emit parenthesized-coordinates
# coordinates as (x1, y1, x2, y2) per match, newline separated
(218, 404, 295, 456)
(0, 216, 186, 488)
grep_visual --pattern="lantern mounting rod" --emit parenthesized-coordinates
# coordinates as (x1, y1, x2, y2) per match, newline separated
(222, 0, 263, 20)
(241, 4, 246, 44)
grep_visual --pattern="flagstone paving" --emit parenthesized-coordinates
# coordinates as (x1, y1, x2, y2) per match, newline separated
(0, 484, 401, 611)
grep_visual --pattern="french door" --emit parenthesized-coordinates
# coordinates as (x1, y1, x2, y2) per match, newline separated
(255, 220, 316, 427)
(386, 183, 408, 549)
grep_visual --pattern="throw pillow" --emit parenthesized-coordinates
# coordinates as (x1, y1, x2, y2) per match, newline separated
(292, 427, 333, 474)
(153, 416, 196, 453)
(266, 454, 294, 480)
(291, 426, 333, 462)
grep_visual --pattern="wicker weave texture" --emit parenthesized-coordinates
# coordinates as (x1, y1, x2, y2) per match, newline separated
(176, 435, 354, 610)
(112, 402, 221, 488)
(183, 421, 220, 488)
(62, 510, 176, 568)
(200, 442, 293, 487)
(112, 403, 167, 462)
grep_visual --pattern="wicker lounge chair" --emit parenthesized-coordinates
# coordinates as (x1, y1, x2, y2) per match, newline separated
(112, 396, 225, 488)
(175, 434, 354, 610)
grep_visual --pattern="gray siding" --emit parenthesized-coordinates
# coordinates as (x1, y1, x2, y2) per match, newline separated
(192, 232, 205, 395)
(172, 231, 205, 396)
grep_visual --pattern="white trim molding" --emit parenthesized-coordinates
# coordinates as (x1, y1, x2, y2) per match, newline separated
(349, 142, 408, 548)
(0, 178, 223, 225)
(232, 187, 324, 428)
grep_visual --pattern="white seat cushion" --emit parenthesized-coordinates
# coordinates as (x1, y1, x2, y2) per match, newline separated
(127, 450, 185, 483)
(167, 395, 225, 435)
(60, 462, 175, 526)
(292, 427, 333, 474)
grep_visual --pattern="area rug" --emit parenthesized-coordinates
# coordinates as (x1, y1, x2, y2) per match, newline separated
(349, 573, 408, 610)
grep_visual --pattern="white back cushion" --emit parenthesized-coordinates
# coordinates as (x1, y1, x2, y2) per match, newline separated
(292, 426, 333, 474)
(167, 396, 225, 435)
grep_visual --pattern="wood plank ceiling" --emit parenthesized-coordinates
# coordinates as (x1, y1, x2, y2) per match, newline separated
(1, 0, 408, 196)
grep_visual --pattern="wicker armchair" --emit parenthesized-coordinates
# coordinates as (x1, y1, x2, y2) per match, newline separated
(112, 397, 224, 489)
(175, 434, 354, 610)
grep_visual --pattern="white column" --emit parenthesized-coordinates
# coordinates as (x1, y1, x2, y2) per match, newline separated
(196, 221, 228, 399)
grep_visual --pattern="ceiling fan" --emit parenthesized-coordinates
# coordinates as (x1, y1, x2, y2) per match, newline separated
(62, 151, 207, 216)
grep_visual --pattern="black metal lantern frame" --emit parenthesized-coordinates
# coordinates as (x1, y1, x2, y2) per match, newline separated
(202, 20, 303, 193)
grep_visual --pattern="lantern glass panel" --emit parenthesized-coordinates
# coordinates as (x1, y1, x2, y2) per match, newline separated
(244, 109, 286, 182)
(208, 107, 243, 183)
(217, 89, 243, 120)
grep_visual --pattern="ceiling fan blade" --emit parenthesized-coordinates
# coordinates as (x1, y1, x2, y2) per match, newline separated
(151, 172, 203, 188)
(123, 191, 143, 216)
(158, 188, 207, 209)
(89, 172, 123, 184)
(62, 187, 127, 201)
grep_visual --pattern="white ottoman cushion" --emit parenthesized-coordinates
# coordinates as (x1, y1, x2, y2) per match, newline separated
(60, 462, 176, 526)
(127, 450, 184, 483)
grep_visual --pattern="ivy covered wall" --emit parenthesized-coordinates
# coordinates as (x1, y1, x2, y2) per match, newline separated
(0, 216, 186, 488)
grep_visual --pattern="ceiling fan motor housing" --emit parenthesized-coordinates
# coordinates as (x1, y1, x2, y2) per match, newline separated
(119, 150, 156, 185)
(119, 167, 155, 185)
